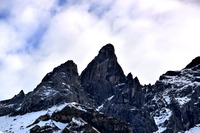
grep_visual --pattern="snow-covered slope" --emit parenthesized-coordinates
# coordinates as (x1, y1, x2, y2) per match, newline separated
(0, 102, 132, 133)
(0, 103, 77, 133)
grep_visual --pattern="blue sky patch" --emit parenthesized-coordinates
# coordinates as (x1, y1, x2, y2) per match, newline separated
(0, 9, 10, 19)
(58, 0, 68, 6)
(25, 26, 47, 52)
(88, 3, 111, 18)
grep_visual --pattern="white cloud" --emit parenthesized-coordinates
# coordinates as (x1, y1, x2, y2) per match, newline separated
(1, 0, 200, 100)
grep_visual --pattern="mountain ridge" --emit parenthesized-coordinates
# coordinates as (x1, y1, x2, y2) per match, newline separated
(0, 44, 200, 133)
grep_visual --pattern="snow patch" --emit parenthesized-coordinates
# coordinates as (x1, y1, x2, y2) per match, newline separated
(0, 103, 72, 133)
(54, 122, 68, 131)
(62, 82, 66, 85)
(162, 94, 171, 105)
(175, 97, 191, 107)
(185, 124, 200, 133)
(115, 83, 125, 87)
(5, 104, 15, 108)
(60, 102, 88, 113)
(154, 108, 172, 133)
(42, 89, 58, 97)
(107, 95, 114, 101)
(76, 105, 87, 112)
(72, 117, 85, 126)
(96, 95, 115, 111)
(130, 107, 137, 111)
(96, 104, 104, 111)
(61, 83, 71, 89)
(92, 127, 100, 133)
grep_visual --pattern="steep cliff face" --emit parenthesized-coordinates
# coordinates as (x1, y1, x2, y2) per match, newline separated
(101, 73, 157, 133)
(80, 44, 126, 106)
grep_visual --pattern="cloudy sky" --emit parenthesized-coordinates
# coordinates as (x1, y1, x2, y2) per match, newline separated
(0, 0, 200, 100)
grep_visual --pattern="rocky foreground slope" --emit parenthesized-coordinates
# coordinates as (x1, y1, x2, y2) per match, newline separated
(0, 44, 200, 133)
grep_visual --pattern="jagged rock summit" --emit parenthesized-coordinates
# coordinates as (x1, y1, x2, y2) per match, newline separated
(97, 43, 116, 61)
(81, 44, 126, 106)
(0, 44, 200, 133)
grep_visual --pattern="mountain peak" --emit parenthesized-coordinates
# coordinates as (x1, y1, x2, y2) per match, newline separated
(15, 90, 25, 98)
(97, 43, 116, 62)
(63, 60, 78, 73)
(41, 60, 79, 83)
(80, 44, 125, 105)
(65, 60, 76, 66)
(185, 56, 200, 69)
(81, 44, 125, 84)
(99, 43, 115, 55)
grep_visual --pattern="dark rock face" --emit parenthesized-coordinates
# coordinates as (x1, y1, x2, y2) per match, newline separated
(28, 103, 133, 133)
(42, 60, 80, 86)
(101, 73, 157, 133)
(81, 44, 126, 106)
(80, 44, 157, 132)
(14, 60, 91, 115)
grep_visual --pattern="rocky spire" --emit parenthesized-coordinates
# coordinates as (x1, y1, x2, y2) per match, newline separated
(14, 90, 25, 99)
(97, 43, 116, 62)
(80, 44, 126, 105)
(81, 43, 125, 84)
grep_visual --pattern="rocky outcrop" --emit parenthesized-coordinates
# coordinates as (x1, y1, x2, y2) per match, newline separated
(42, 60, 80, 86)
(28, 103, 133, 133)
